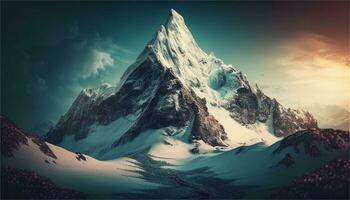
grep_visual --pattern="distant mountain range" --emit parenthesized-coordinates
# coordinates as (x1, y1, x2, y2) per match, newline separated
(304, 104, 349, 131)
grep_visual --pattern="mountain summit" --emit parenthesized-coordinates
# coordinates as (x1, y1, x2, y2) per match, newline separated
(46, 9, 317, 159)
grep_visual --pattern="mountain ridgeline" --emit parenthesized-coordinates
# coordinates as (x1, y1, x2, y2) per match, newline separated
(45, 9, 317, 157)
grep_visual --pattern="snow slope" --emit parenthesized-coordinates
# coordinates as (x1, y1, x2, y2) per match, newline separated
(166, 129, 350, 197)
(60, 114, 137, 158)
(1, 117, 159, 196)
(208, 105, 280, 147)
(2, 141, 158, 195)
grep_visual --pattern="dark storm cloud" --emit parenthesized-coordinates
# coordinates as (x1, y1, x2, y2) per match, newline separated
(1, 2, 143, 129)
(32, 32, 128, 85)
(1, 19, 135, 129)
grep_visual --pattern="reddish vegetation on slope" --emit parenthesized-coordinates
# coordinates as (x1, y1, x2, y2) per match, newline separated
(1, 166, 85, 199)
(1, 115, 57, 159)
(272, 159, 350, 199)
(273, 128, 350, 156)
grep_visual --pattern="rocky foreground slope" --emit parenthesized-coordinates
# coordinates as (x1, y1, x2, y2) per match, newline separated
(271, 159, 350, 199)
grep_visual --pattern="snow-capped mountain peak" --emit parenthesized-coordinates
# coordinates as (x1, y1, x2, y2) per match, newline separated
(115, 9, 205, 93)
(168, 9, 184, 23)
(149, 9, 208, 76)
(147, 10, 241, 106)
(46, 9, 318, 159)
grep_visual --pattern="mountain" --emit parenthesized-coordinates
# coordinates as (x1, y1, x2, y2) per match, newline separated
(45, 9, 317, 159)
(2, 115, 349, 198)
(304, 104, 350, 131)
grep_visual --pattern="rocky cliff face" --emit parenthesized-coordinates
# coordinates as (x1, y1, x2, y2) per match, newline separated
(111, 64, 227, 147)
(227, 83, 317, 137)
(272, 102, 317, 137)
(46, 9, 317, 151)
(47, 54, 227, 147)
(46, 83, 115, 144)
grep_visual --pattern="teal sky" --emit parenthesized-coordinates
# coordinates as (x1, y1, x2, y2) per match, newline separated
(1, 1, 349, 130)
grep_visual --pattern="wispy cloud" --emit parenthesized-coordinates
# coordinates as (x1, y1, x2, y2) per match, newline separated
(81, 49, 114, 78)
(264, 33, 349, 109)
(279, 33, 349, 77)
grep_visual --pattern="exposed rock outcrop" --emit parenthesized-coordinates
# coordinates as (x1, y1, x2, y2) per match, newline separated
(111, 60, 227, 147)
(1, 166, 85, 199)
(273, 128, 350, 156)
(1, 116, 57, 159)
(271, 159, 350, 199)
(228, 84, 317, 137)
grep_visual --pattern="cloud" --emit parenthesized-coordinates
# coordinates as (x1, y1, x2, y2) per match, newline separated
(259, 84, 284, 95)
(15, 30, 136, 126)
(279, 33, 349, 73)
(274, 33, 350, 108)
(31, 32, 135, 87)
(81, 49, 114, 78)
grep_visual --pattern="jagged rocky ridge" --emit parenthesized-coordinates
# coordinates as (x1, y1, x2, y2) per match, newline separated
(46, 9, 317, 150)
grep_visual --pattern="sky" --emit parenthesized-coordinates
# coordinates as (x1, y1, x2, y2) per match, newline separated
(1, 1, 349, 130)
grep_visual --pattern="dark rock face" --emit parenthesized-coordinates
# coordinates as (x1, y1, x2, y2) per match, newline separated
(97, 59, 166, 125)
(227, 82, 317, 137)
(113, 60, 227, 147)
(31, 137, 57, 159)
(47, 56, 228, 148)
(1, 166, 85, 199)
(271, 159, 350, 199)
(273, 128, 350, 156)
(45, 84, 116, 144)
(46, 58, 168, 145)
(1, 116, 29, 157)
(183, 88, 227, 146)
(75, 152, 87, 161)
(1, 116, 57, 159)
(272, 100, 318, 137)
(234, 87, 259, 124)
